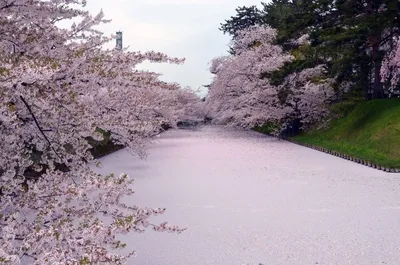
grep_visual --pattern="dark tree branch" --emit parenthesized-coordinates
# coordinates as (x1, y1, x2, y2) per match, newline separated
(0, 1, 15, 10)
(19, 96, 62, 160)
(378, 29, 399, 47)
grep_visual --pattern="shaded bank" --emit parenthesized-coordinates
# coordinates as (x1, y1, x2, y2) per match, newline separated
(89, 120, 205, 158)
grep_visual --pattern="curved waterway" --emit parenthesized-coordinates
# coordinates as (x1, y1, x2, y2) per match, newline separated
(96, 126, 400, 265)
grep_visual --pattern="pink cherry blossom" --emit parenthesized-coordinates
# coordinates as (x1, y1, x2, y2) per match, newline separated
(381, 38, 400, 90)
(0, 1, 198, 264)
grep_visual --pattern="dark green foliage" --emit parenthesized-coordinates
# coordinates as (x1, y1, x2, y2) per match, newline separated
(220, 5, 265, 37)
(262, 0, 316, 45)
(309, 0, 400, 98)
(253, 122, 281, 135)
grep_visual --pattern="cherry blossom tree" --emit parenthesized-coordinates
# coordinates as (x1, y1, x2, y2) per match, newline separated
(0, 1, 190, 264)
(205, 25, 293, 129)
(205, 26, 334, 134)
(174, 88, 205, 124)
(278, 65, 334, 131)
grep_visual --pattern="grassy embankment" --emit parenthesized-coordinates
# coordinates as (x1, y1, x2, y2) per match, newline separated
(292, 98, 400, 168)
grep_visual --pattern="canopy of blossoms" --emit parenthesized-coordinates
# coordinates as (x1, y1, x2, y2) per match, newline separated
(0, 1, 203, 264)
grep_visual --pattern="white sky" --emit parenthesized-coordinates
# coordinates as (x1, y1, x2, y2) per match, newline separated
(85, 0, 263, 96)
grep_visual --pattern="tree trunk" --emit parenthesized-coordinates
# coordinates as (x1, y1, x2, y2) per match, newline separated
(366, 0, 384, 99)
(373, 57, 384, 99)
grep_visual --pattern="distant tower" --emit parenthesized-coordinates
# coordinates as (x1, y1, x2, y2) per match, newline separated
(116, 31, 123, 50)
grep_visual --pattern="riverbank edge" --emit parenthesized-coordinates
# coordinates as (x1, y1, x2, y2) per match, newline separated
(92, 121, 205, 159)
(286, 137, 400, 173)
(253, 98, 400, 173)
(251, 128, 400, 173)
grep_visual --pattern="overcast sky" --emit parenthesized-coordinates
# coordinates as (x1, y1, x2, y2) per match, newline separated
(85, 0, 263, 96)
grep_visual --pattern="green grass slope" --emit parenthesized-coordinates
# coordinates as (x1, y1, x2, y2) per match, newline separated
(292, 98, 400, 168)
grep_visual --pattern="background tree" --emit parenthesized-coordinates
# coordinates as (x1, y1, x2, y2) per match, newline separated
(303, 0, 400, 98)
(220, 5, 266, 38)
(206, 26, 293, 128)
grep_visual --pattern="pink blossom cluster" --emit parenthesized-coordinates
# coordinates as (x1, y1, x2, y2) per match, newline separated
(381, 38, 400, 90)
(280, 65, 334, 130)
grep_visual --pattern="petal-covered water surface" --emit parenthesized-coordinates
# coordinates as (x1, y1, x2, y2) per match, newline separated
(96, 125, 400, 265)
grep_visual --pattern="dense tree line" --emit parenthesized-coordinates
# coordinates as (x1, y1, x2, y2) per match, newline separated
(221, 0, 400, 98)
(205, 0, 400, 135)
